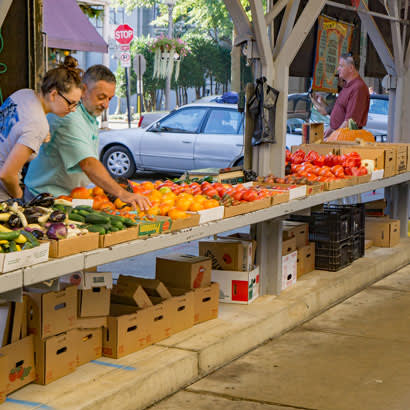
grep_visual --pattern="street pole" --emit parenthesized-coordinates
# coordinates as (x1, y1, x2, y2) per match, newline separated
(125, 67, 132, 128)
(164, 3, 174, 111)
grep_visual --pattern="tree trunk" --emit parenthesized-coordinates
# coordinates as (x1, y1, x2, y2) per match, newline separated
(184, 87, 188, 105)
(195, 87, 201, 99)
(114, 97, 122, 115)
(210, 76, 213, 95)
(231, 27, 241, 92)
(175, 87, 180, 107)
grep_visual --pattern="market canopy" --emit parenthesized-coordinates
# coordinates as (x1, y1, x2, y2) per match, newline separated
(43, 0, 108, 53)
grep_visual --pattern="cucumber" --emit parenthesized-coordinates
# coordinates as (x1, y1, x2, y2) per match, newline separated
(121, 217, 138, 227)
(74, 205, 93, 211)
(78, 210, 92, 217)
(69, 213, 86, 223)
(85, 213, 110, 224)
(108, 215, 127, 224)
(20, 230, 40, 247)
(111, 221, 124, 230)
(110, 227, 119, 232)
(0, 231, 20, 241)
(22, 242, 34, 250)
(87, 225, 106, 235)
(9, 241, 17, 252)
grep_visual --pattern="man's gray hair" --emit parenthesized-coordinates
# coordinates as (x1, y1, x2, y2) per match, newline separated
(340, 52, 359, 70)
(83, 64, 116, 85)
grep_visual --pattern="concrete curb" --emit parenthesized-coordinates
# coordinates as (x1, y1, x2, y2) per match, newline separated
(5, 239, 410, 410)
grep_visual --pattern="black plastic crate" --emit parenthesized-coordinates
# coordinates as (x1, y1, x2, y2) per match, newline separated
(325, 204, 365, 235)
(309, 210, 351, 242)
(351, 231, 365, 261)
(314, 238, 352, 271)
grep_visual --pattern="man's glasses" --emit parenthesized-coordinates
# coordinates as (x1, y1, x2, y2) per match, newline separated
(58, 91, 80, 109)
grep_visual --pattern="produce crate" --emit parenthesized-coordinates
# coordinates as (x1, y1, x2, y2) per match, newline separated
(309, 211, 351, 242)
(314, 238, 352, 271)
(325, 204, 365, 235)
(351, 231, 365, 261)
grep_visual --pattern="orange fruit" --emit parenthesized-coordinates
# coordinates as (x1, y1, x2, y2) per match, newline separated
(99, 201, 115, 211)
(168, 208, 188, 220)
(149, 190, 162, 202)
(147, 205, 160, 216)
(92, 186, 105, 197)
(71, 186, 92, 199)
(176, 197, 193, 211)
(141, 181, 155, 190)
(189, 201, 204, 212)
(114, 197, 127, 209)
(203, 199, 220, 209)
(159, 203, 172, 216)
(193, 194, 206, 203)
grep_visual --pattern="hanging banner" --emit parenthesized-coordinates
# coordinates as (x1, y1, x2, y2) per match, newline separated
(312, 16, 354, 93)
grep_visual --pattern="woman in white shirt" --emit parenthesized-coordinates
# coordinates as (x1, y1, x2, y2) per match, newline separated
(0, 55, 83, 200)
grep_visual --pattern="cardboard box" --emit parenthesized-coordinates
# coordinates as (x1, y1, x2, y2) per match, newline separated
(0, 303, 12, 347)
(195, 206, 224, 224)
(78, 287, 111, 317)
(103, 310, 150, 359)
(193, 282, 219, 324)
(217, 233, 257, 268)
(48, 232, 99, 258)
(372, 143, 408, 173)
(170, 213, 200, 231)
(34, 330, 77, 385)
(297, 243, 315, 278)
(62, 271, 113, 290)
(74, 327, 102, 367)
(270, 191, 290, 205)
(111, 276, 153, 308)
(282, 251, 297, 290)
(163, 293, 194, 335)
(365, 240, 373, 250)
(211, 266, 259, 304)
(365, 218, 400, 247)
(142, 303, 171, 344)
(302, 122, 324, 144)
(282, 237, 297, 256)
(0, 242, 49, 273)
(99, 227, 139, 248)
(198, 241, 250, 272)
(0, 335, 36, 394)
(27, 285, 77, 339)
(259, 184, 306, 200)
(0, 354, 6, 403)
(223, 197, 271, 218)
(75, 316, 107, 329)
(156, 254, 212, 288)
(136, 216, 172, 237)
(121, 277, 172, 299)
(283, 221, 309, 248)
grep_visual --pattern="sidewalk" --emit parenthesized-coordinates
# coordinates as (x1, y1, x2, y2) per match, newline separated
(3, 239, 410, 410)
(152, 257, 410, 410)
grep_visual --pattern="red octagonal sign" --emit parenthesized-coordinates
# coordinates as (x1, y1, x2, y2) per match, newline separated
(115, 24, 134, 45)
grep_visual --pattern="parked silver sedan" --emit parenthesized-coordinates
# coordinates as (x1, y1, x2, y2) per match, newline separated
(99, 103, 245, 178)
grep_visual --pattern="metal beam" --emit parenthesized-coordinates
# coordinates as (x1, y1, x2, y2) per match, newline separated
(249, 0, 275, 82)
(264, 0, 287, 26)
(222, 0, 255, 46)
(272, 0, 300, 60)
(357, 0, 396, 76)
(0, 0, 12, 29)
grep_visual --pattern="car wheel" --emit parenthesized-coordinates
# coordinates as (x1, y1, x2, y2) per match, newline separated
(102, 146, 136, 179)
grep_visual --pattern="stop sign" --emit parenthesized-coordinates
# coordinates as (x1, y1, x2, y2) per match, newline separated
(115, 24, 134, 45)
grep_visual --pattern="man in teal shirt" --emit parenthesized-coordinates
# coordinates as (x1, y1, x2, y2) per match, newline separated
(25, 64, 150, 211)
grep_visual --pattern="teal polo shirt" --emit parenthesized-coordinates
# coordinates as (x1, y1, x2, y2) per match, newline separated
(25, 103, 99, 197)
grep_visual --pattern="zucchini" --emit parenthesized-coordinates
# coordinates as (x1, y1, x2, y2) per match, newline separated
(121, 217, 138, 227)
(85, 213, 110, 224)
(22, 241, 34, 250)
(78, 210, 92, 217)
(111, 221, 124, 230)
(75, 205, 93, 211)
(0, 231, 20, 241)
(8, 241, 17, 252)
(69, 213, 86, 223)
(87, 225, 106, 235)
(20, 230, 40, 247)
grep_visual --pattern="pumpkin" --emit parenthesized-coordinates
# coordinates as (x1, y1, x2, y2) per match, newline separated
(327, 119, 375, 143)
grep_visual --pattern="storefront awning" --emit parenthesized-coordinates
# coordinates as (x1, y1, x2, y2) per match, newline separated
(43, 0, 108, 53)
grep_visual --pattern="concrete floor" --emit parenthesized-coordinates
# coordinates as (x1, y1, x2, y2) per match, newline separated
(150, 264, 410, 410)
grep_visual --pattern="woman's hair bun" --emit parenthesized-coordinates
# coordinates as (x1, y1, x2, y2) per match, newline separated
(62, 55, 79, 70)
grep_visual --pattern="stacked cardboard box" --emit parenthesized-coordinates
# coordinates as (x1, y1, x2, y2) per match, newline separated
(0, 297, 36, 395)
(365, 217, 400, 247)
(283, 221, 315, 279)
(198, 236, 259, 304)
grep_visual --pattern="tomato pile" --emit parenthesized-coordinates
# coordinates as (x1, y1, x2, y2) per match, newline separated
(286, 149, 368, 182)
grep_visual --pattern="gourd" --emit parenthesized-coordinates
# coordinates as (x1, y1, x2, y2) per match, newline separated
(327, 119, 375, 142)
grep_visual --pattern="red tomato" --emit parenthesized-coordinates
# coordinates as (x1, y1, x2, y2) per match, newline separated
(242, 190, 258, 202)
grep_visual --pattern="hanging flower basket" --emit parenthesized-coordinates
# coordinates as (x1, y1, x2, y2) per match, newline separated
(150, 36, 190, 81)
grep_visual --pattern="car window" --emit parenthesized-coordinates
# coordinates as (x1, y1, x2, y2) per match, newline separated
(159, 107, 208, 133)
(287, 118, 305, 135)
(203, 109, 242, 134)
(369, 98, 388, 115)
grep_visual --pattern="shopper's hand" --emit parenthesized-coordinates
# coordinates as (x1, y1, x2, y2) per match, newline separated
(324, 128, 334, 140)
(120, 191, 151, 211)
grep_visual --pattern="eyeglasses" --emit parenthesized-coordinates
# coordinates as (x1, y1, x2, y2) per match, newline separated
(58, 91, 80, 109)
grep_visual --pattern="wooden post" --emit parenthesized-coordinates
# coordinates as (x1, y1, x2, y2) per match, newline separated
(244, 83, 255, 170)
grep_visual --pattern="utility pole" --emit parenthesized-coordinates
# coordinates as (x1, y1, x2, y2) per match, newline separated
(164, 0, 175, 111)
